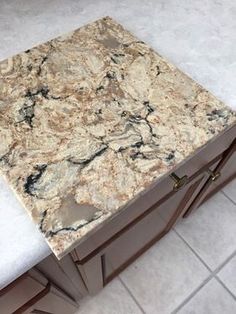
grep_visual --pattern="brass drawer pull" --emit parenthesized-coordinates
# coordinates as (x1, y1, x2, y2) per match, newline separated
(207, 169, 221, 181)
(170, 173, 188, 191)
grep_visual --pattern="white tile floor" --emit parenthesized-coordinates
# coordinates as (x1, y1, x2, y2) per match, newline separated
(76, 179, 236, 314)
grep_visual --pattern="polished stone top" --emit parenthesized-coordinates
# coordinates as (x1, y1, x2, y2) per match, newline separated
(0, 17, 235, 258)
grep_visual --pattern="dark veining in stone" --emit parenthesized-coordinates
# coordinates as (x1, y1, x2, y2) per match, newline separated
(165, 151, 175, 162)
(46, 212, 103, 238)
(67, 145, 108, 167)
(24, 164, 47, 196)
(37, 55, 48, 76)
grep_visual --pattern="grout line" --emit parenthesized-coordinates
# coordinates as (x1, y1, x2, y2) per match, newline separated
(214, 250, 236, 275)
(174, 228, 236, 275)
(220, 190, 236, 206)
(171, 229, 236, 313)
(172, 272, 236, 314)
(171, 274, 213, 314)
(118, 276, 146, 314)
(215, 276, 236, 302)
(173, 228, 212, 272)
(174, 223, 236, 274)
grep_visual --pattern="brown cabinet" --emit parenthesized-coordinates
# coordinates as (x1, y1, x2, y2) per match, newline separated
(22, 284, 77, 314)
(71, 126, 236, 294)
(72, 124, 236, 295)
(73, 171, 208, 294)
(0, 269, 78, 314)
(37, 125, 235, 300)
(0, 274, 45, 314)
(183, 138, 236, 218)
(102, 173, 206, 282)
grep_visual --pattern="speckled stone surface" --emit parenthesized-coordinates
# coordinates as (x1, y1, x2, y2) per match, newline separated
(0, 17, 235, 258)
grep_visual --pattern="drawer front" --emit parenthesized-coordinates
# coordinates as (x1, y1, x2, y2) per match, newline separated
(24, 287, 77, 314)
(0, 270, 78, 314)
(102, 175, 205, 281)
(0, 275, 44, 314)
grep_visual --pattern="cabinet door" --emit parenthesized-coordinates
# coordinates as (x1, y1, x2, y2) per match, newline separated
(75, 172, 208, 294)
(183, 139, 236, 218)
(92, 173, 207, 285)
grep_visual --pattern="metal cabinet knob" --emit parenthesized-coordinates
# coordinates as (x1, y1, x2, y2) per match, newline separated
(207, 169, 221, 181)
(169, 173, 188, 191)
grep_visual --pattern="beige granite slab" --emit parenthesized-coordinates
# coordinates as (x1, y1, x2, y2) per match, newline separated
(0, 17, 235, 258)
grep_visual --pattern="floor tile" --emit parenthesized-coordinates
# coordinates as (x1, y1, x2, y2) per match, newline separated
(177, 278, 236, 314)
(222, 178, 236, 204)
(217, 254, 236, 297)
(119, 231, 209, 314)
(175, 192, 236, 270)
(75, 278, 143, 314)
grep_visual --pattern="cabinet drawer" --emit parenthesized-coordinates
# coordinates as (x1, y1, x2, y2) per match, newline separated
(0, 270, 78, 314)
(23, 285, 77, 314)
(0, 275, 44, 314)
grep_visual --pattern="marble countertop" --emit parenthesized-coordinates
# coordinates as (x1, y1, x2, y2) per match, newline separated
(0, 17, 235, 259)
